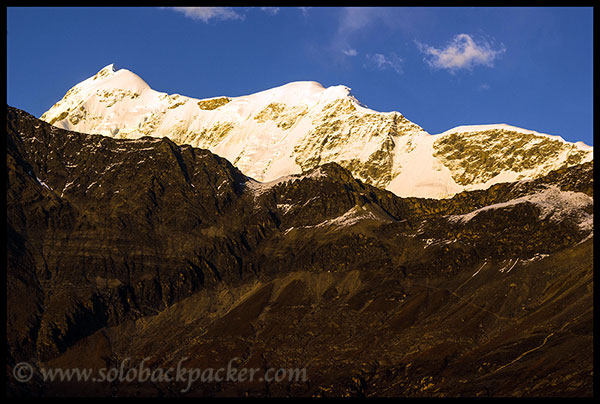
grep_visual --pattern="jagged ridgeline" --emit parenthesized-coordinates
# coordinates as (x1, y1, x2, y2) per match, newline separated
(40, 64, 593, 199)
(7, 106, 593, 397)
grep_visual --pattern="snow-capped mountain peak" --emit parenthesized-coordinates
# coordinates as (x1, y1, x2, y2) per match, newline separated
(79, 63, 151, 93)
(40, 64, 592, 198)
(440, 123, 592, 151)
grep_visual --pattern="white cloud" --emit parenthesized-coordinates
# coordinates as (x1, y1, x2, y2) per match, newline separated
(332, 8, 388, 59)
(342, 48, 358, 56)
(338, 7, 381, 34)
(260, 7, 280, 16)
(298, 7, 312, 17)
(166, 7, 284, 23)
(168, 7, 244, 22)
(366, 53, 403, 74)
(478, 83, 491, 91)
(416, 34, 505, 72)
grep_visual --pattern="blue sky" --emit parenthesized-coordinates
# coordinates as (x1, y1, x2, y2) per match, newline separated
(7, 7, 594, 145)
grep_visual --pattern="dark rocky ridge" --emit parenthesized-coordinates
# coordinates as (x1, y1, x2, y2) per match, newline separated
(6, 106, 593, 397)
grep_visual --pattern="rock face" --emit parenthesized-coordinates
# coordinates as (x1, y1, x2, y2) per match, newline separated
(39, 64, 592, 198)
(6, 106, 593, 397)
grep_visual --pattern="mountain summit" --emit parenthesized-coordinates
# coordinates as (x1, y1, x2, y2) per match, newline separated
(40, 64, 592, 198)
